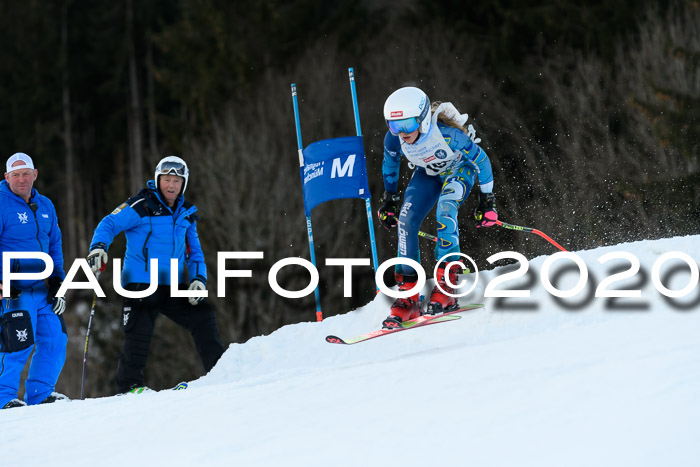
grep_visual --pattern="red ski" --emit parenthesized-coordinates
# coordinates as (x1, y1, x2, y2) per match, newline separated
(325, 304, 484, 345)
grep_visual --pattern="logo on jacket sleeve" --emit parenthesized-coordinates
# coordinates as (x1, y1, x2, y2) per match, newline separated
(112, 202, 128, 215)
(17, 212, 29, 224)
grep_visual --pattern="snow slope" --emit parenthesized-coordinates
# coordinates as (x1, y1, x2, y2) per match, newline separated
(2, 236, 699, 467)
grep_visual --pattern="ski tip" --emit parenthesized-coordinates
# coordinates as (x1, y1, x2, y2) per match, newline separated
(173, 382, 188, 391)
(325, 335, 347, 345)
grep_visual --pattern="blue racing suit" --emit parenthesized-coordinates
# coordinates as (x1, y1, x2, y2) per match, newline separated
(382, 121, 494, 274)
(0, 180, 66, 406)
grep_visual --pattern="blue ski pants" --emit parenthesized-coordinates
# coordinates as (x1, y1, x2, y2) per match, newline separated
(396, 166, 476, 275)
(0, 287, 67, 406)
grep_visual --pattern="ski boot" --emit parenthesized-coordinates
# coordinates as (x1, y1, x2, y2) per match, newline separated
(382, 273, 422, 329)
(40, 392, 70, 404)
(426, 262, 462, 315)
(2, 398, 27, 409)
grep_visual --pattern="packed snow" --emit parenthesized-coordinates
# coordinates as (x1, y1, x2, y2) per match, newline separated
(2, 235, 699, 466)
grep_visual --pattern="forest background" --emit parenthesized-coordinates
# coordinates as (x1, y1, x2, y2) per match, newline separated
(0, 0, 697, 397)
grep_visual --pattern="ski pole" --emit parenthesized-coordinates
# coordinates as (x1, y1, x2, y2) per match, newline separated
(493, 220, 568, 252)
(81, 271, 101, 400)
(418, 220, 568, 252)
(418, 230, 439, 242)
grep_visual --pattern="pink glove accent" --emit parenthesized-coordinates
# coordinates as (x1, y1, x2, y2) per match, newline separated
(477, 210, 498, 228)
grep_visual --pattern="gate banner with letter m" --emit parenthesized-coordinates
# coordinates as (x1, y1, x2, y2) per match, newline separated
(301, 135, 370, 216)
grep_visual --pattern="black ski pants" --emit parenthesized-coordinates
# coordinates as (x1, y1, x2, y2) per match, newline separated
(116, 284, 225, 393)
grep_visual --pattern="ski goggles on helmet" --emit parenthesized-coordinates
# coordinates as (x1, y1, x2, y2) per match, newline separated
(386, 117, 421, 135)
(156, 160, 187, 177)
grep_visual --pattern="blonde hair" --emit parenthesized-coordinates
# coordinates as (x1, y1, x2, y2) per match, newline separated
(431, 101, 471, 137)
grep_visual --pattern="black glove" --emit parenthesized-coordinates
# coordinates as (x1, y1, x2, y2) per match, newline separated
(474, 192, 498, 228)
(47, 276, 66, 315)
(377, 191, 401, 230)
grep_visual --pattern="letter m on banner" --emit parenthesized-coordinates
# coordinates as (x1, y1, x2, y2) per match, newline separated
(331, 153, 355, 178)
(301, 137, 369, 216)
(291, 68, 379, 322)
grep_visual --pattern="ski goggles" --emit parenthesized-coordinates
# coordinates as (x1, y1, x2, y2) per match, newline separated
(386, 117, 421, 135)
(157, 161, 187, 177)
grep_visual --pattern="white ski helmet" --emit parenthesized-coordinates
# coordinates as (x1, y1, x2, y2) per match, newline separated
(155, 156, 189, 194)
(383, 87, 431, 135)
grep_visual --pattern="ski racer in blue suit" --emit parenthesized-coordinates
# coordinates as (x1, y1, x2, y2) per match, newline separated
(87, 156, 224, 393)
(377, 87, 499, 327)
(0, 153, 68, 409)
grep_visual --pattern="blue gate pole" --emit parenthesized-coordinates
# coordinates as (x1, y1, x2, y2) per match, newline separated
(348, 68, 380, 288)
(291, 83, 323, 322)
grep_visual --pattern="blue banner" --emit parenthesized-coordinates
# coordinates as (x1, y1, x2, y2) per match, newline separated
(300, 136, 370, 215)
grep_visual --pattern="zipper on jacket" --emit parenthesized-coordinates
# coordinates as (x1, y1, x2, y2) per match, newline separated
(171, 211, 177, 257)
(143, 231, 152, 272)
(29, 202, 43, 251)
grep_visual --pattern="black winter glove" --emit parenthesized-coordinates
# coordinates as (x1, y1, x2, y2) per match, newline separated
(474, 192, 498, 228)
(377, 191, 401, 230)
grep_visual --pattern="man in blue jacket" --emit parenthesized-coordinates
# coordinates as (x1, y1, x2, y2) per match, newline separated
(0, 153, 68, 409)
(88, 156, 225, 393)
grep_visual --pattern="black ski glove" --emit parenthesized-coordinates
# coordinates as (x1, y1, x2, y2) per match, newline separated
(377, 191, 401, 230)
(474, 192, 498, 228)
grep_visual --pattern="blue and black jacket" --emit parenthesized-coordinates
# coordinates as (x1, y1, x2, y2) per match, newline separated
(90, 180, 206, 287)
(382, 124, 494, 193)
(0, 180, 65, 290)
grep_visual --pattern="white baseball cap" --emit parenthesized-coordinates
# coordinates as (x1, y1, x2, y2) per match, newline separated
(6, 153, 35, 173)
